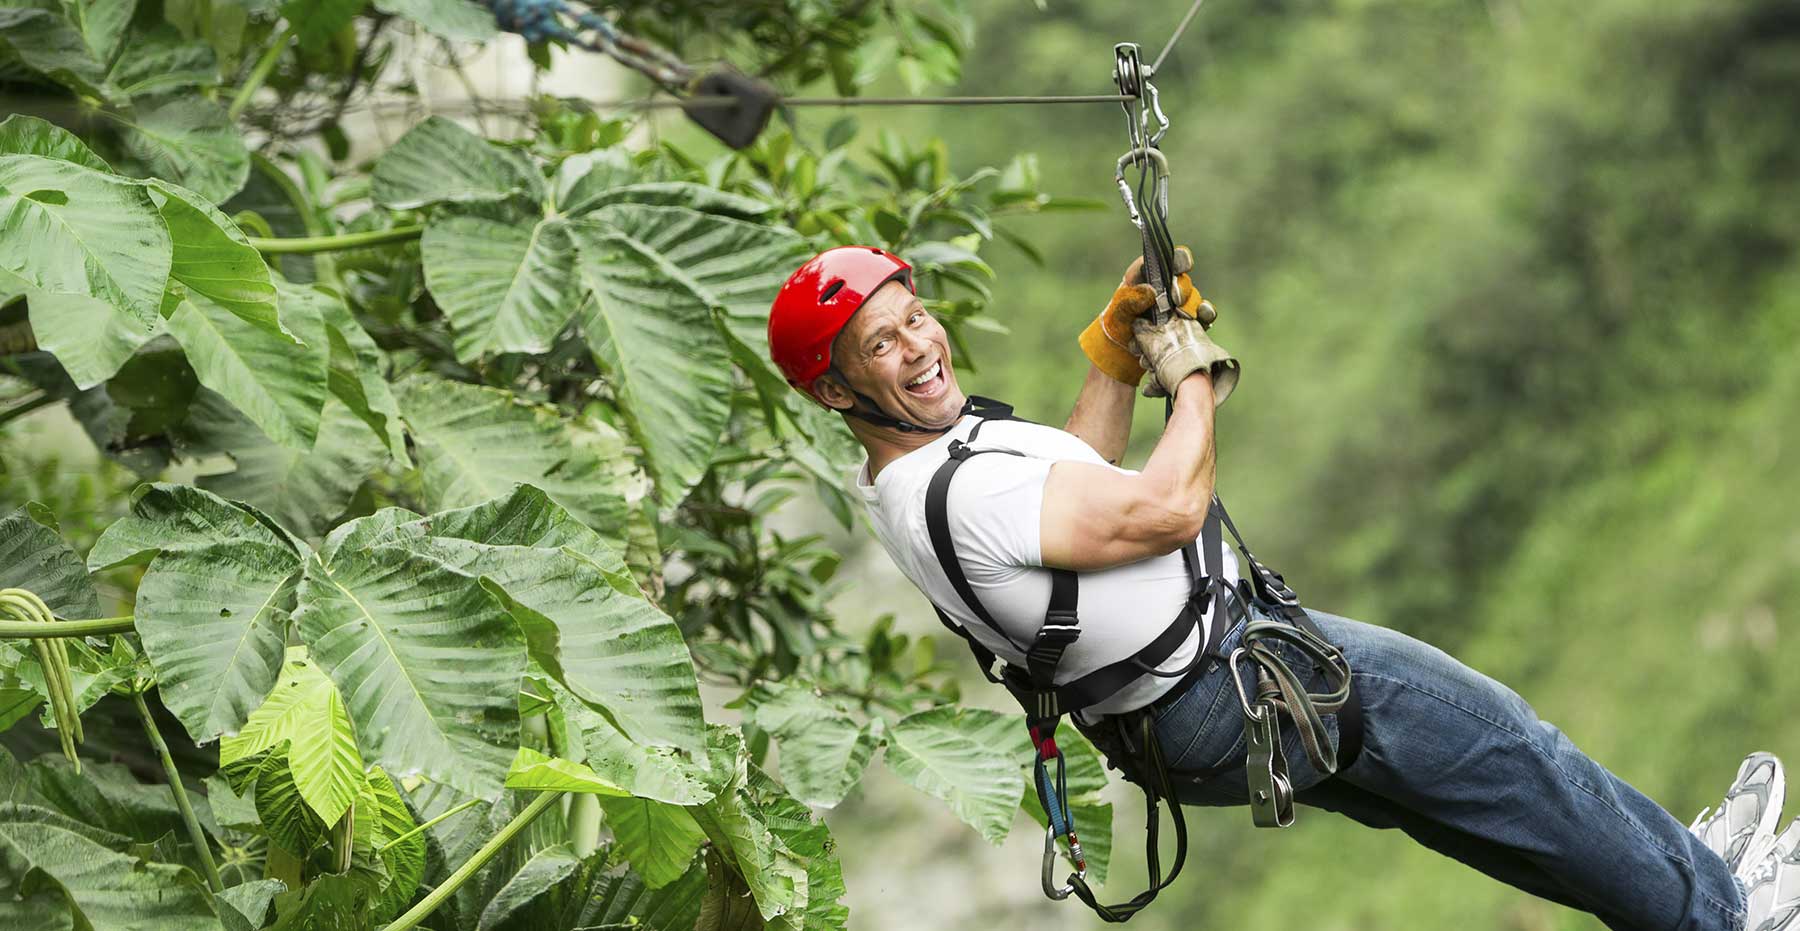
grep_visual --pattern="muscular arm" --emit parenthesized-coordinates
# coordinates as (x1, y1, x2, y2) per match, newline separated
(1039, 372, 1216, 571)
(1063, 364, 1137, 466)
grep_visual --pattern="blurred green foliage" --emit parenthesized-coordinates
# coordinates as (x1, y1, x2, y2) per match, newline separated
(828, 0, 1799, 926)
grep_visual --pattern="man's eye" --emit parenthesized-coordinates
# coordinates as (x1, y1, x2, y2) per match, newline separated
(908, 311, 924, 325)
(874, 339, 891, 354)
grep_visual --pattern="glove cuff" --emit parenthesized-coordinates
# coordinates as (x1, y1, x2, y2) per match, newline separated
(1080, 309, 1146, 384)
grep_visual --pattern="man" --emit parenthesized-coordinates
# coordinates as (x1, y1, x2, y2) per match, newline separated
(766, 245, 1798, 929)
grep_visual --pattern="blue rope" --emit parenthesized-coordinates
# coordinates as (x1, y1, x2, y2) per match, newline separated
(1038, 760, 1069, 837)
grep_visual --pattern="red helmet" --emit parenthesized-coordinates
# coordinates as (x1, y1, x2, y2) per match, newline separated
(768, 246, 914, 396)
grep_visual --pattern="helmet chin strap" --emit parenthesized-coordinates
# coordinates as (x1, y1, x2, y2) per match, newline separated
(839, 387, 973, 435)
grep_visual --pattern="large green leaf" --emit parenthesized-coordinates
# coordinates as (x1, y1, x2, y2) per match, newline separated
(371, 116, 542, 211)
(295, 526, 526, 796)
(596, 795, 705, 889)
(502, 747, 629, 795)
(555, 684, 712, 806)
(884, 707, 1029, 844)
(108, 23, 217, 97)
(307, 281, 408, 465)
(150, 179, 288, 340)
(0, 504, 102, 621)
(396, 374, 633, 545)
(421, 208, 578, 360)
(23, 290, 160, 390)
(60, 0, 136, 64)
(570, 222, 732, 507)
(748, 683, 880, 808)
(405, 483, 620, 573)
(87, 482, 302, 572)
(693, 728, 804, 923)
(748, 767, 848, 931)
(0, 804, 222, 930)
(364, 766, 422, 922)
(0, 155, 170, 376)
(135, 523, 300, 745)
(219, 744, 327, 858)
(165, 260, 329, 451)
(183, 390, 387, 542)
(115, 97, 250, 203)
(217, 878, 286, 931)
(478, 546, 704, 753)
(0, 114, 110, 171)
(220, 651, 364, 826)
(23, 756, 190, 850)
(590, 202, 811, 396)
(372, 0, 496, 40)
(476, 843, 581, 931)
(579, 852, 707, 931)
(0, 5, 120, 103)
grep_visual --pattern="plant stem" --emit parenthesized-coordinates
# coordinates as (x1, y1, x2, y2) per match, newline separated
(246, 225, 424, 255)
(230, 25, 294, 121)
(382, 791, 564, 931)
(0, 391, 56, 426)
(131, 691, 224, 893)
(0, 615, 135, 639)
(377, 797, 483, 853)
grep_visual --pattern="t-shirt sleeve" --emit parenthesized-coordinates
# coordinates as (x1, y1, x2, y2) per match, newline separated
(942, 455, 1054, 570)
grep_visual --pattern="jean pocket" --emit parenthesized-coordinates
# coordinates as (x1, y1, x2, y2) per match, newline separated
(1154, 671, 1248, 774)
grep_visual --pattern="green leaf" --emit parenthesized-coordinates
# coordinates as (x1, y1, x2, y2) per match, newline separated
(0, 504, 103, 621)
(371, 0, 496, 40)
(748, 683, 879, 808)
(0, 5, 120, 103)
(554, 684, 713, 806)
(747, 767, 848, 931)
(371, 116, 542, 211)
(478, 545, 704, 753)
(217, 878, 286, 931)
(396, 374, 633, 548)
(595, 796, 705, 889)
(579, 852, 707, 930)
(23, 290, 162, 390)
(220, 651, 364, 826)
(88, 482, 301, 572)
(0, 689, 42, 733)
(570, 221, 732, 507)
(149, 179, 288, 341)
(281, 0, 365, 51)
(204, 773, 259, 832)
(115, 97, 250, 203)
(61, 0, 136, 64)
(108, 23, 218, 96)
(301, 278, 409, 465)
(220, 744, 328, 858)
(22, 756, 190, 849)
(183, 390, 388, 542)
(164, 261, 329, 451)
(584, 202, 811, 417)
(365, 767, 422, 922)
(0, 804, 222, 930)
(421, 208, 578, 360)
(563, 181, 772, 220)
(296, 531, 526, 797)
(503, 747, 629, 795)
(0, 155, 170, 362)
(694, 727, 803, 922)
(0, 114, 110, 170)
(267, 868, 373, 931)
(885, 707, 1029, 844)
(476, 843, 580, 931)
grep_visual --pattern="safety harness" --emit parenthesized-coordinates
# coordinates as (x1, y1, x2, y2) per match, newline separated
(922, 397, 1364, 922)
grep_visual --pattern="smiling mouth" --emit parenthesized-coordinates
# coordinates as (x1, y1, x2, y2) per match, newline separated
(903, 360, 945, 397)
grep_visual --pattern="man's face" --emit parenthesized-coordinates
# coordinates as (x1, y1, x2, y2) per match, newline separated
(820, 281, 965, 428)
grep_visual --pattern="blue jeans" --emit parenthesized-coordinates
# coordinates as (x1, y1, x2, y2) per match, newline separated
(1150, 608, 1746, 931)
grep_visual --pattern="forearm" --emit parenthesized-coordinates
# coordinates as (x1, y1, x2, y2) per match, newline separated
(1138, 373, 1217, 512)
(1064, 365, 1137, 465)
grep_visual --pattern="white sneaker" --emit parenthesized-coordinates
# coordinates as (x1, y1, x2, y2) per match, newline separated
(1692, 752, 1786, 878)
(1744, 818, 1800, 930)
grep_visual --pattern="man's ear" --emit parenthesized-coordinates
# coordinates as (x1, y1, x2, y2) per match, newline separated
(812, 372, 855, 411)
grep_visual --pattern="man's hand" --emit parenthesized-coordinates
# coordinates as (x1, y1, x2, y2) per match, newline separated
(1078, 247, 1216, 385)
(1133, 314, 1239, 404)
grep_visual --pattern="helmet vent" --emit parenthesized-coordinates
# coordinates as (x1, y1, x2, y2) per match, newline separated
(818, 279, 846, 303)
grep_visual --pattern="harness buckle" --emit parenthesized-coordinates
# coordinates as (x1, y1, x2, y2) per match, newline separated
(1247, 556, 1300, 607)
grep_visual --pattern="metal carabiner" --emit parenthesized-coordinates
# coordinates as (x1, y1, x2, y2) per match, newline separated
(1042, 823, 1076, 900)
(1113, 146, 1171, 230)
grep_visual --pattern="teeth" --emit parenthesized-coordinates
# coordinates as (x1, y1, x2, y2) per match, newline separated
(908, 362, 940, 387)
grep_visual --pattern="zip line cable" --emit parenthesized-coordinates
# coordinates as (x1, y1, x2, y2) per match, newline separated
(1150, 0, 1210, 75)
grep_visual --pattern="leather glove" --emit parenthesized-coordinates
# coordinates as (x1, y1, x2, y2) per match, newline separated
(1078, 246, 1217, 385)
(1132, 313, 1239, 405)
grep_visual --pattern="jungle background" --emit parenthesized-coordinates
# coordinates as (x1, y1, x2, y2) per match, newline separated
(3, 0, 1797, 929)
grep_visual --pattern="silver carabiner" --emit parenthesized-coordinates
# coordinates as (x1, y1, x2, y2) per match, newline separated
(1113, 146, 1171, 230)
(1041, 823, 1076, 900)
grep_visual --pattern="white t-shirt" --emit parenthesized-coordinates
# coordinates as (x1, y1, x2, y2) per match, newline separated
(855, 412, 1240, 718)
